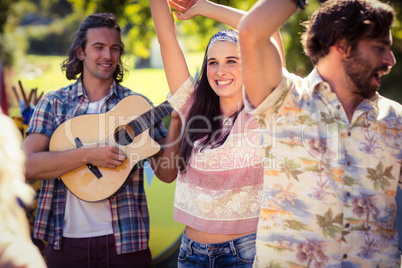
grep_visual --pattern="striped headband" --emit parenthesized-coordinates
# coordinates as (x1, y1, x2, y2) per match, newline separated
(207, 29, 239, 50)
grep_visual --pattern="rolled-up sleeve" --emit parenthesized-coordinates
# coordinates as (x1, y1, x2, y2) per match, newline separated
(26, 93, 55, 138)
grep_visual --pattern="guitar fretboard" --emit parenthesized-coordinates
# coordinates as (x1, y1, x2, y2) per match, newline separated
(129, 101, 173, 135)
(113, 101, 173, 145)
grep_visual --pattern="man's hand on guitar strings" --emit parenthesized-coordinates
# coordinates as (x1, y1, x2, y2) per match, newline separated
(83, 145, 126, 169)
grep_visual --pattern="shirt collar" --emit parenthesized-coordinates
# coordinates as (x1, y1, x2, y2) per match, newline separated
(304, 68, 379, 119)
(358, 93, 379, 120)
(305, 68, 323, 94)
(295, 67, 323, 103)
(71, 77, 124, 100)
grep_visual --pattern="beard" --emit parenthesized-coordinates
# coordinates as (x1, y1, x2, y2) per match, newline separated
(342, 49, 389, 99)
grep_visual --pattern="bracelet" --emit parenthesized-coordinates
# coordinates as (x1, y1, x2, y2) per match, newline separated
(292, 0, 308, 10)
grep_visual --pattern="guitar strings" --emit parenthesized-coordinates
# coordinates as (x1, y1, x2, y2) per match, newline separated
(113, 102, 174, 145)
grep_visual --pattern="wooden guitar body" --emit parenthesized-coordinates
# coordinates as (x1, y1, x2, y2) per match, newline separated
(49, 95, 171, 202)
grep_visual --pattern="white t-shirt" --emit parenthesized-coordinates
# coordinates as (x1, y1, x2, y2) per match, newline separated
(63, 96, 113, 238)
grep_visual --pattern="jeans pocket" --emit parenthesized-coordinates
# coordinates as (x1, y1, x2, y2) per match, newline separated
(178, 244, 188, 262)
(235, 242, 256, 264)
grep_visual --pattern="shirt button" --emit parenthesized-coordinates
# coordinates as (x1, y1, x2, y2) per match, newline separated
(336, 104, 341, 109)
(343, 254, 348, 259)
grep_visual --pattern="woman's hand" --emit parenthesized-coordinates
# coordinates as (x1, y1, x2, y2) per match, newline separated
(169, 0, 208, 20)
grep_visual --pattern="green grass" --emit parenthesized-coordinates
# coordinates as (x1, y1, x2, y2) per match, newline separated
(145, 178, 184, 259)
(121, 68, 170, 105)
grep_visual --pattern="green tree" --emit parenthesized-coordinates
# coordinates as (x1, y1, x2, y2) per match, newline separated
(0, 0, 14, 66)
(0, 0, 401, 103)
(66, 0, 255, 60)
(382, 1, 402, 104)
(0, 0, 12, 34)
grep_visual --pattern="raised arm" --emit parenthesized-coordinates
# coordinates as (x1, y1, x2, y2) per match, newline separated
(150, 0, 191, 95)
(150, 111, 182, 183)
(239, 0, 297, 107)
(169, 0, 245, 29)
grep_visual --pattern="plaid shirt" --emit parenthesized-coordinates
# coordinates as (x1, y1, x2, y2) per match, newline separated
(26, 78, 167, 254)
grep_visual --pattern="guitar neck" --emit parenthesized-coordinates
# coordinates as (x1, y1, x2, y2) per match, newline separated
(128, 101, 174, 136)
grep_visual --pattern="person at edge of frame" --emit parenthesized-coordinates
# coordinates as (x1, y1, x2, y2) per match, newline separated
(0, 112, 46, 268)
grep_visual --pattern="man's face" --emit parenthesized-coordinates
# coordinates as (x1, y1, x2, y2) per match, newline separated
(77, 27, 121, 83)
(342, 31, 396, 99)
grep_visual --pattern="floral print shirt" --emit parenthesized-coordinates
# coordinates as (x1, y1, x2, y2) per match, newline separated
(245, 68, 402, 267)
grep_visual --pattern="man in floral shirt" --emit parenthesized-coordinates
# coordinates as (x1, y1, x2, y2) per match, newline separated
(239, 0, 401, 267)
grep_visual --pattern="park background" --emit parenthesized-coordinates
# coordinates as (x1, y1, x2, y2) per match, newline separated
(0, 0, 401, 267)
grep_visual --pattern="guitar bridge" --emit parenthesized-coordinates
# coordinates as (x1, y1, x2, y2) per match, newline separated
(74, 137, 103, 179)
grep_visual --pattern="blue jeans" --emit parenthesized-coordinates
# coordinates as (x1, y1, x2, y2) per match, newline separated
(177, 232, 256, 268)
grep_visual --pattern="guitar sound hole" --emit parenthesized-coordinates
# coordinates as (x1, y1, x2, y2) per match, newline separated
(114, 125, 135, 146)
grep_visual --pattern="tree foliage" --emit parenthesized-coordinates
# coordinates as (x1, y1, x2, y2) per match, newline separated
(0, 0, 401, 102)
(0, 0, 12, 34)
(0, 0, 14, 65)
(67, 0, 401, 102)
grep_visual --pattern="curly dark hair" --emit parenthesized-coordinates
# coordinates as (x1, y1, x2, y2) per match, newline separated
(301, 0, 395, 65)
(61, 13, 126, 82)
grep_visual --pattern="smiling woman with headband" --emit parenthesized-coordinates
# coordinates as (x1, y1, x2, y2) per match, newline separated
(150, 0, 284, 267)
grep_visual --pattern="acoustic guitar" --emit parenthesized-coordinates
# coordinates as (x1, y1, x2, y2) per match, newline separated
(49, 95, 173, 202)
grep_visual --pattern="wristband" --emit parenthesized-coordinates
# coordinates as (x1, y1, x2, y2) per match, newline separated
(292, 0, 308, 10)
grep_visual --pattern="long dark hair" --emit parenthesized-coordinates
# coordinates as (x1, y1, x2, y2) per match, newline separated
(178, 30, 242, 173)
(61, 13, 126, 82)
(301, 0, 395, 65)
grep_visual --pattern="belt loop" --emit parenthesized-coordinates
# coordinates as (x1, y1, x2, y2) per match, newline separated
(188, 239, 193, 255)
(229, 241, 237, 256)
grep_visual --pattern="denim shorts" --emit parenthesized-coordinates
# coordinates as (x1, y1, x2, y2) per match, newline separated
(177, 232, 256, 268)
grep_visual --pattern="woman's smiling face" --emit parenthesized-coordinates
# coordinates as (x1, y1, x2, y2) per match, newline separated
(206, 41, 243, 102)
